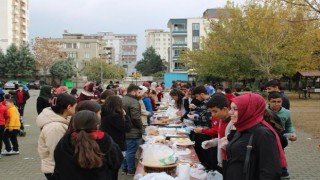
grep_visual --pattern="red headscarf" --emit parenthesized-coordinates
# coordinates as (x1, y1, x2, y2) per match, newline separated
(232, 93, 287, 167)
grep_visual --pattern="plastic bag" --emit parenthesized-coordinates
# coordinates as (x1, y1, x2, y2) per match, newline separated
(206, 170, 223, 180)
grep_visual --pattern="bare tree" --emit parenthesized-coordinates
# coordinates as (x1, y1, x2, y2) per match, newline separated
(282, 0, 320, 14)
(32, 38, 67, 80)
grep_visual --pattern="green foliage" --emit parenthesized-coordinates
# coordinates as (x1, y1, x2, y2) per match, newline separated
(181, 0, 320, 80)
(50, 58, 76, 82)
(152, 71, 165, 78)
(19, 43, 37, 77)
(81, 58, 126, 81)
(135, 47, 166, 76)
(1, 43, 37, 78)
(0, 50, 5, 76)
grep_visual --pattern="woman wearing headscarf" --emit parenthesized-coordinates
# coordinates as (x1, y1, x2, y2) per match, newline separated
(36, 85, 53, 114)
(225, 93, 285, 180)
(78, 82, 98, 103)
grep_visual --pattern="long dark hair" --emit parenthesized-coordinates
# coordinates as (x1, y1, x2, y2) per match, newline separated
(67, 100, 101, 134)
(71, 110, 104, 169)
(102, 95, 124, 118)
(169, 89, 185, 110)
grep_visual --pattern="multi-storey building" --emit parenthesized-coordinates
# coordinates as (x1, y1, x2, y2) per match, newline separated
(167, 8, 221, 73)
(53, 31, 138, 76)
(0, 0, 29, 52)
(52, 32, 104, 71)
(145, 29, 171, 63)
(100, 32, 138, 76)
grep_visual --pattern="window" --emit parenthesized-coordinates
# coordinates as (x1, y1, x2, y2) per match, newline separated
(192, 36, 200, 43)
(66, 43, 78, 49)
(192, 23, 200, 30)
(84, 52, 90, 59)
(174, 49, 179, 56)
(67, 52, 77, 58)
(174, 62, 185, 70)
(66, 43, 72, 48)
(84, 43, 90, 48)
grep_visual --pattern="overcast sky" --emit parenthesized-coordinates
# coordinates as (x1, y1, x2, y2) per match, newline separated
(29, 0, 245, 59)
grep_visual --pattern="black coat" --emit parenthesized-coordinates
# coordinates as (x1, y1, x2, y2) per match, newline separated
(54, 132, 123, 180)
(225, 124, 281, 180)
(100, 111, 127, 151)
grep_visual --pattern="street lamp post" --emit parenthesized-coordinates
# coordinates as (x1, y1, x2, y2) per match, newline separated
(100, 58, 103, 84)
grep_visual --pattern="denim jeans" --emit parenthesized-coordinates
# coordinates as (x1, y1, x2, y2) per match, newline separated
(122, 138, 140, 171)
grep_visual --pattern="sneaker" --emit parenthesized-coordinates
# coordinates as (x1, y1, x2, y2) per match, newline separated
(1, 150, 13, 155)
(281, 170, 290, 180)
(121, 169, 128, 175)
(127, 169, 135, 176)
(11, 150, 19, 155)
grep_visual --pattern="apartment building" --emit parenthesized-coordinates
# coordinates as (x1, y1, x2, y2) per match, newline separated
(145, 29, 171, 63)
(167, 8, 221, 73)
(52, 33, 103, 71)
(100, 32, 138, 76)
(53, 32, 137, 76)
(0, 0, 29, 52)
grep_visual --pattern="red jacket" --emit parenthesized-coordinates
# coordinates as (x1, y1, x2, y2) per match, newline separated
(0, 103, 7, 125)
(201, 116, 219, 138)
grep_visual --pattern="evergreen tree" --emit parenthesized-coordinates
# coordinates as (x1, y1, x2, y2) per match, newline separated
(50, 58, 76, 83)
(5, 44, 20, 78)
(0, 50, 5, 76)
(18, 43, 37, 77)
(135, 47, 166, 76)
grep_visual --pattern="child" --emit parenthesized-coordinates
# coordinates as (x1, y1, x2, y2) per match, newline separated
(2, 98, 20, 155)
(14, 84, 30, 136)
(0, 100, 7, 158)
(2, 94, 11, 106)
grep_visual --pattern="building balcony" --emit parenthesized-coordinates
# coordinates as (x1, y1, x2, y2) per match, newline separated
(172, 29, 187, 34)
(14, 18, 19, 23)
(14, 1, 19, 6)
(14, 9, 19, 15)
(21, 5, 27, 11)
(122, 52, 137, 55)
(172, 41, 187, 46)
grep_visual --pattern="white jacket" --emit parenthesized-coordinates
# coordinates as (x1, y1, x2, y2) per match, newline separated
(36, 108, 70, 173)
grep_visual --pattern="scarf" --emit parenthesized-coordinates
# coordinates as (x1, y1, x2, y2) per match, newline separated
(232, 93, 287, 167)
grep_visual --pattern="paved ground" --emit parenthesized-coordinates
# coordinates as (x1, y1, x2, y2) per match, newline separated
(0, 90, 319, 180)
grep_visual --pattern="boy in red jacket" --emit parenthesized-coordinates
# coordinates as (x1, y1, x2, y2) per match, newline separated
(0, 102, 8, 158)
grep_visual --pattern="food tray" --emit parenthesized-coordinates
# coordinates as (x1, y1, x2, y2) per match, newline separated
(142, 162, 177, 175)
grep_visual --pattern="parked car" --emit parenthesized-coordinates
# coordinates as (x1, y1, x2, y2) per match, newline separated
(4, 80, 19, 90)
(27, 80, 47, 89)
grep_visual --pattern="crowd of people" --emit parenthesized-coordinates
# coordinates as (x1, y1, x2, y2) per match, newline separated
(0, 79, 297, 180)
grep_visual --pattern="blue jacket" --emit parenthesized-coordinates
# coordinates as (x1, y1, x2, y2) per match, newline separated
(142, 97, 153, 114)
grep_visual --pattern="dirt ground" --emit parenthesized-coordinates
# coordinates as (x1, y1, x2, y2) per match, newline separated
(285, 92, 320, 138)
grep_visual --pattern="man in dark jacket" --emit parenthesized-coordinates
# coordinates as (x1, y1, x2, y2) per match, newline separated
(189, 86, 216, 170)
(121, 84, 142, 176)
